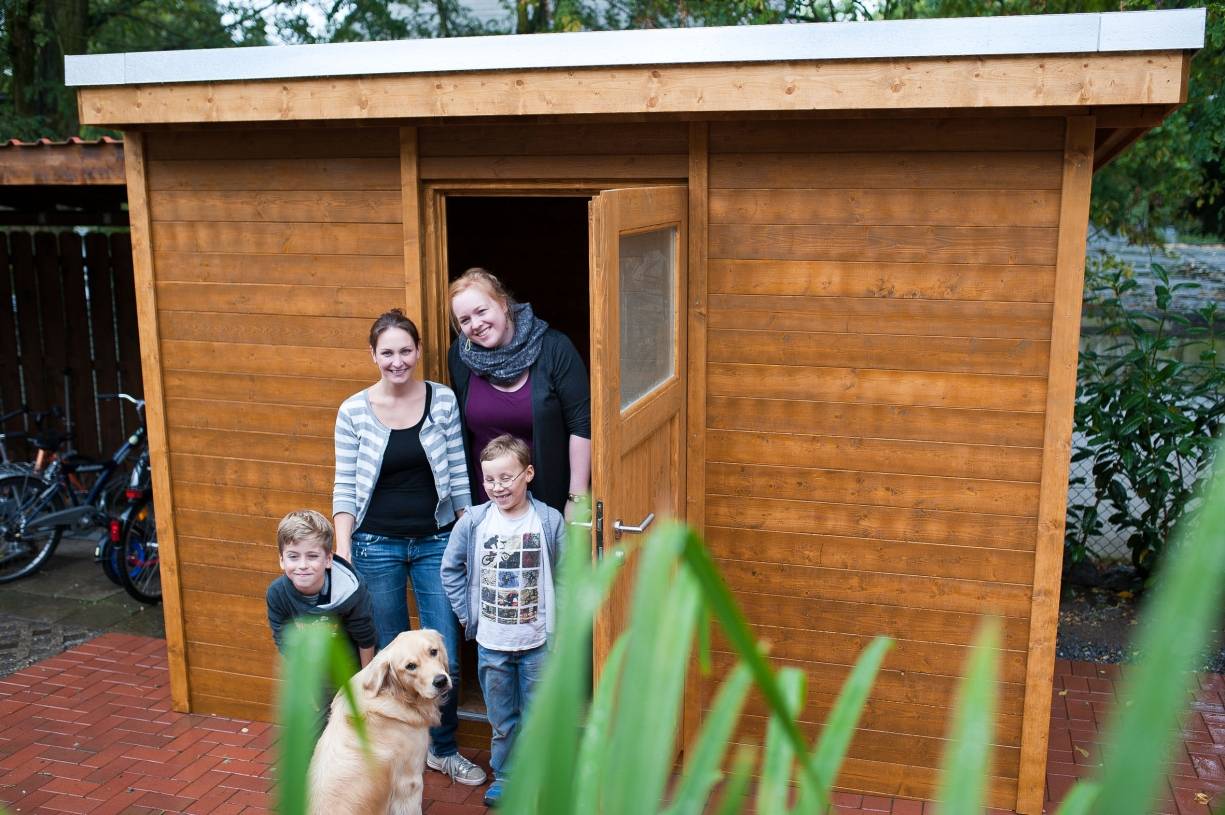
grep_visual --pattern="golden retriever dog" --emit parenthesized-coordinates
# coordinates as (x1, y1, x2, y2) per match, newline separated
(309, 629, 451, 815)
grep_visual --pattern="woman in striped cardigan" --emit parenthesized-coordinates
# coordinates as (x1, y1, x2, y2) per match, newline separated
(331, 308, 487, 787)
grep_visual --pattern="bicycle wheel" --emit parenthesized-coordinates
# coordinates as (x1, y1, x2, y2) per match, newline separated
(97, 535, 124, 585)
(119, 498, 160, 604)
(0, 472, 66, 583)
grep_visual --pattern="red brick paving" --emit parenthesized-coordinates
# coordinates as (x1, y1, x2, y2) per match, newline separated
(0, 636, 1222, 814)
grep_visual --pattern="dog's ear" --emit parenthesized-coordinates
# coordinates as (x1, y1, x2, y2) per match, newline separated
(362, 657, 396, 697)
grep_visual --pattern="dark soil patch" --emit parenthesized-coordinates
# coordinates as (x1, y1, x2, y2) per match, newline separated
(1057, 559, 1225, 673)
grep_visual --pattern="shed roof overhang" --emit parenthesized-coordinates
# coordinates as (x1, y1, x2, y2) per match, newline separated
(0, 138, 128, 226)
(68, 8, 1204, 166)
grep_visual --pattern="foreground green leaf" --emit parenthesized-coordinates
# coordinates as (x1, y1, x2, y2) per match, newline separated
(758, 668, 806, 815)
(606, 522, 702, 814)
(936, 619, 1000, 815)
(715, 747, 757, 815)
(500, 523, 623, 815)
(277, 622, 359, 815)
(796, 635, 893, 814)
(1090, 439, 1225, 815)
(573, 635, 630, 813)
(663, 664, 753, 815)
(680, 530, 823, 793)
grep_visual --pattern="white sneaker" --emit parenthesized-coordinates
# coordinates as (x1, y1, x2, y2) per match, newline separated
(426, 750, 487, 786)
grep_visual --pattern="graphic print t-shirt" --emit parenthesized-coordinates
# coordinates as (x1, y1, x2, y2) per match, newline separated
(474, 503, 551, 651)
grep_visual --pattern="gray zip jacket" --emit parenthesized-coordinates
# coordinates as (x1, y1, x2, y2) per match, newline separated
(333, 383, 472, 530)
(441, 496, 565, 641)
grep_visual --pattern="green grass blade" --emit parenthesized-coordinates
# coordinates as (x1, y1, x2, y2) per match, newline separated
(1055, 782, 1100, 815)
(277, 623, 331, 815)
(715, 747, 757, 815)
(1090, 441, 1225, 815)
(757, 668, 806, 815)
(680, 530, 821, 792)
(325, 637, 367, 757)
(663, 663, 753, 815)
(605, 522, 702, 815)
(794, 635, 893, 814)
(698, 601, 713, 674)
(500, 523, 624, 815)
(935, 618, 1001, 815)
(573, 635, 630, 814)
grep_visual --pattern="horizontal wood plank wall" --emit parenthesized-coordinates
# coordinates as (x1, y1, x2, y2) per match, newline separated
(417, 121, 689, 181)
(705, 116, 1064, 809)
(145, 127, 403, 720)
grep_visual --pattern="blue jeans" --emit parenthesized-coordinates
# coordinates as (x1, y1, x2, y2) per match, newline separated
(477, 643, 547, 780)
(351, 529, 462, 757)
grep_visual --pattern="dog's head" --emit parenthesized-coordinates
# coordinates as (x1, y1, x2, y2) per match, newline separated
(363, 629, 451, 705)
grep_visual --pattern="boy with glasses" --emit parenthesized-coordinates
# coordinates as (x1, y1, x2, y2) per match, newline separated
(441, 434, 565, 808)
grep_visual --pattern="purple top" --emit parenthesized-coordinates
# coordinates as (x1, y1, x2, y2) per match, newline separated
(467, 372, 533, 502)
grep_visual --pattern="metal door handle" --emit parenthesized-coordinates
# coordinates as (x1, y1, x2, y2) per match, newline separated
(613, 512, 655, 540)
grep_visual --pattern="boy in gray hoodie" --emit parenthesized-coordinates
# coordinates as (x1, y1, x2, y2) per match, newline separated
(266, 509, 377, 670)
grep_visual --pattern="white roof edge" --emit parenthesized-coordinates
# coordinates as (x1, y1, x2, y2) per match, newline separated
(64, 7, 1206, 88)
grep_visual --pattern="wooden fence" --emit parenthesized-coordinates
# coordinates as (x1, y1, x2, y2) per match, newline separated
(0, 230, 143, 460)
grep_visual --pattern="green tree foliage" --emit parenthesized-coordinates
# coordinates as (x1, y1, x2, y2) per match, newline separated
(0, 0, 266, 138)
(259, 0, 498, 43)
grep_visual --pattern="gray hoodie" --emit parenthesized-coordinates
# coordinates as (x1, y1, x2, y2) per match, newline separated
(441, 496, 565, 642)
(265, 554, 377, 658)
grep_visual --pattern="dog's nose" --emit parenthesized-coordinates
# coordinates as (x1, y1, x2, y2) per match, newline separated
(433, 674, 450, 689)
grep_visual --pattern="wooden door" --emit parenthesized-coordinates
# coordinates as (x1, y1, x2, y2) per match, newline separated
(588, 185, 688, 675)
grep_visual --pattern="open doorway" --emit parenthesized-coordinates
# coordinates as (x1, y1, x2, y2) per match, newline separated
(441, 194, 592, 725)
(445, 196, 591, 369)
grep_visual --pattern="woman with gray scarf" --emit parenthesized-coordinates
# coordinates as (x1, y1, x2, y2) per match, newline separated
(447, 268, 591, 520)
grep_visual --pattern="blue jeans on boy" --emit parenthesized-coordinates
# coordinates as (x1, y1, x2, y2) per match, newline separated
(477, 642, 547, 781)
(351, 529, 462, 758)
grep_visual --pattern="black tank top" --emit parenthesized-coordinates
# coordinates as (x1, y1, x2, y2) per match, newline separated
(358, 385, 442, 538)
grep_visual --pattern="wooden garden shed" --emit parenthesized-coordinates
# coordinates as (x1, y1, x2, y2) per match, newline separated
(68, 9, 1204, 811)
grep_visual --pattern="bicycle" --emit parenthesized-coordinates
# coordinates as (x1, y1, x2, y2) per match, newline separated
(0, 406, 29, 466)
(0, 405, 66, 469)
(0, 393, 146, 583)
(111, 447, 160, 604)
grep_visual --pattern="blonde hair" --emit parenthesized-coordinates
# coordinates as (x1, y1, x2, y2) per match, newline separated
(449, 268, 514, 333)
(276, 510, 334, 555)
(480, 434, 532, 469)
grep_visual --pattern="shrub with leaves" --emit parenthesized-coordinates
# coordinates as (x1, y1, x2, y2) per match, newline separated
(1066, 251, 1224, 575)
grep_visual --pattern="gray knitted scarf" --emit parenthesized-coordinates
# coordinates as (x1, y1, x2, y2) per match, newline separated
(459, 302, 549, 387)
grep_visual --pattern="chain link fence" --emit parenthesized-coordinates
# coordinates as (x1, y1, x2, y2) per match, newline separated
(1067, 427, 1209, 563)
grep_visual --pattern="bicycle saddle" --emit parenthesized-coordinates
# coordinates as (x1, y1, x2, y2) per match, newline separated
(32, 430, 70, 452)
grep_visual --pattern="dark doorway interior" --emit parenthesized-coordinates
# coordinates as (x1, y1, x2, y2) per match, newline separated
(443, 195, 592, 725)
(445, 196, 591, 368)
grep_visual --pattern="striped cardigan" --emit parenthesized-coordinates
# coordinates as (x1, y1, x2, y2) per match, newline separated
(333, 383, 472, 531)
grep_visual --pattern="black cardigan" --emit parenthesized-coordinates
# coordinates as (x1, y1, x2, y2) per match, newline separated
(448, 328, 591, 512)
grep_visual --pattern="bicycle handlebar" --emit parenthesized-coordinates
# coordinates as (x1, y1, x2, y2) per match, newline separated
(97, 393, 146, 410)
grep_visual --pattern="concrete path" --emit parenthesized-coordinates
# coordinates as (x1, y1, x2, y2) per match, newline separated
(0, 535, 165, 677)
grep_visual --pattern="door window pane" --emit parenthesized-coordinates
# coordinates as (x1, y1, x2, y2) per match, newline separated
(619, 226, 677, 409)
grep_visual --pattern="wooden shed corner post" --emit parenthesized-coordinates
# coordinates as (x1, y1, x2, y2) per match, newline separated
(122, 131, 191, 712)
(1015, 115, 1096, 815)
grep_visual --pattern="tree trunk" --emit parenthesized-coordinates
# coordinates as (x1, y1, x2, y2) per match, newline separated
(2, 0, 88, 136)
(4, 0, 37, 119)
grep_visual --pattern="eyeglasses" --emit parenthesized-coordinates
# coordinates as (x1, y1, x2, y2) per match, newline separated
(482, 468, 527, 490)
